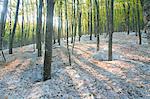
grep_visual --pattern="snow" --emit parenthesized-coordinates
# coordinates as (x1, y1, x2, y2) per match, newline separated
(0, 32, 150, 99)
(92, 50, 123, 61)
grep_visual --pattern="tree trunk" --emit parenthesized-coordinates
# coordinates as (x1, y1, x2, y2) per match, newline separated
(36, 0, 43, 57)
(9, 0, 20, 54)
(105, 0, 110, 37)
(60, 4, 63, 39)
(0, 0, 8, 51)
(42, 3, 46, 43)
(21, 0, 24, 47)
(78, 12, 82, 41)
(108, 0, 114, 61)
(57, 1, 62, 45)
(127, 2, 130, 35)
(94, 6, 97, 37)
(143, 0, 150, 44)
(71, 0, 74, 43)
(136, 0, 142, 44)
(44, 0, 54, 81)
(0, 0, 8, 61)
(90, 0, 93, 40)
(65, 0, 72, 66)
(94, 0, 100, 51)
(72, 0, 77, 53)
(132, 0, 135, 32)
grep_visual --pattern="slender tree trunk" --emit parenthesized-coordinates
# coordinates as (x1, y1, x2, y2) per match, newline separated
(44, 0, 54, 80)
(78, 12, 82, 41)
(136, 0, 142, 44)
(65, 0, 72, 66)
(57, 1, 61, 45)
(60, 4, 63, 39)
(94, 6, 97, 37)
(132, 0, 138, 36)
(77, 0, 82, 41)
(53, 30, 56, 44)
(9, 0, 20, 54)
(132, 0, 135, 32)
(72, 0, 77, 53)
(88, 11, 90, 35)
(94, 0, 100, 51)
(143, 0, 150, 44)
(0, 0, 8, 51)
(21, 0, 24, 47)
(135, 13, 138, 36)
(123, 3, 128, 34)
(42, 3, 46, 43)
(108, 0, 114, 61)
(36, 0, 43, 57)
(36, 0, 38, 48)
(90, 0, 93, 40)
(105, 0, 110, 37)
(127, 2, 130, 35)
(71, 0, 74, 43)
(0, 0, 8, 61)
(9, 0, 12, 53)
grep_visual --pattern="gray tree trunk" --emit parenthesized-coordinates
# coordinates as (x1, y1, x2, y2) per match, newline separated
(65, 0, 71, 66)
(143, 0, 150, 44)
(44, 0, 54, 80)
(94, 0, 100, 51)
(136, 0, 142, 44)
(90, 0, 93, 40)
(108, 0, 114, 61)
(36, 0, 43, 57)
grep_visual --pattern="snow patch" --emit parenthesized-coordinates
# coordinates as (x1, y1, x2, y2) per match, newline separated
(92, 50, 123, 61)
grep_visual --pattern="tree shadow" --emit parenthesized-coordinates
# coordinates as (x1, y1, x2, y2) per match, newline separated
(0, 46, 83, 98)
(71, 47, 148, 98)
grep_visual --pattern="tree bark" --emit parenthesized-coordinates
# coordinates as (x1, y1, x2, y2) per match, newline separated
(44, 0, 54, 80)
(36, 0, 43, 57)
(108, 0, 114, 61)
(143, 0, 150, 44)
(9, 0, 20, 54)
(90, 0, 93, 40)
(127, 2, 130, 35)
(21, 0, 24, 47)
(94, 0, 100, 51)
(105, 0, 110, 37)
(65, 0, 72, 66)
(136, 0, 142, 44)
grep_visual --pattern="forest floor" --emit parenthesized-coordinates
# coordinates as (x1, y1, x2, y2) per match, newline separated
(0, 32, 150, 99)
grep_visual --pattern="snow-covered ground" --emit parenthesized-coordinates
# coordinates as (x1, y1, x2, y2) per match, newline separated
(0, 32, 150, 99)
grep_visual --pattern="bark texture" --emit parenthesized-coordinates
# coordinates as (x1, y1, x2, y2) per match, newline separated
(143, 0, 150, 44)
